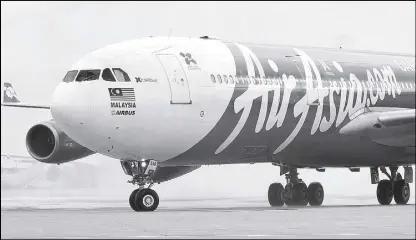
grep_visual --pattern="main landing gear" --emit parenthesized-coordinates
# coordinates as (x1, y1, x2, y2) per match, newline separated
(268, 165, 413, 207)
(268, 167, 324, 207)
(373, 166, 412, 205)
(121, 159, 160, 212)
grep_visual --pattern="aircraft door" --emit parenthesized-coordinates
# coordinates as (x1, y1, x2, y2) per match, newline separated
(156, 54, 192, 104)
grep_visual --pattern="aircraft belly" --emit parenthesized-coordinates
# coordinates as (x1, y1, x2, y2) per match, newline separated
(163, 102, 413, 167)
(270, 132, 415, 167)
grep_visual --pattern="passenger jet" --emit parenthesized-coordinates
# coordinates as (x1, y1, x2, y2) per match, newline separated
(2, 36, 415, 211)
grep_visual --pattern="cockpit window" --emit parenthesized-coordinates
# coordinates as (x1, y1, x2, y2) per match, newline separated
(62, 70, 78, 82)
(112, 68, 131, 82)
(102, 68, 116, 82)
(75, 69, 101, 82)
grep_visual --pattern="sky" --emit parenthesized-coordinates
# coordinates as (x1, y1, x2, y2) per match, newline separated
(1, 1, 415, 202)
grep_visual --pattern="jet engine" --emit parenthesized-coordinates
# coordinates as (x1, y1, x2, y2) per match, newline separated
(26, 120, 95, 164)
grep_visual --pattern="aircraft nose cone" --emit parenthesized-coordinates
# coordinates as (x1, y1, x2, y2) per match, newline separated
(51, 83, 90, 128)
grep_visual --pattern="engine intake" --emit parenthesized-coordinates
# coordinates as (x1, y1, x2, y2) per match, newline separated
(26, 120, 94, 164)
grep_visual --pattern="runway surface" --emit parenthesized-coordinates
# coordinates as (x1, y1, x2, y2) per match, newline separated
(1, 196, 415, 239)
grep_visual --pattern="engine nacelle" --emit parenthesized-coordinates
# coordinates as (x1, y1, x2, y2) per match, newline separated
(26, 120, 95, 164)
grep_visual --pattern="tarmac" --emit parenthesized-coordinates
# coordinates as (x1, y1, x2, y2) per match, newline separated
(1, 195, 415, 239)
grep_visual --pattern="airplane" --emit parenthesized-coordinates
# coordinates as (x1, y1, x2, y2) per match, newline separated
(1, 36, 415, 212)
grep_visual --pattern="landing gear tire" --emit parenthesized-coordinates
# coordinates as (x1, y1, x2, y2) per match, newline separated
(268, 183, 285, 207)
(376, 180, 393, 205)
(393, 180, 410, 205)
(129, 189, 141, 211)
(134, 188, 159, 211)
(283, 184, 294, 206)
(308, 182, 324, 206)
(270, 167, 324, 207)
(284, 182, 308, 206)
(291, 182, 308, 206)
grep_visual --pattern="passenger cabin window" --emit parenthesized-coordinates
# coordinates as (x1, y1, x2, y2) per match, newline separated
(102, 68, 116, 82)
(62, 70, 78, 82)
(244, 76, 249, 84)
(240, 77, 245, 84)
(228, 75, 234, 84)
(236, 76, 242, 84)
(210, 74, 216, 83)
(112, 68, 131, 82)
(251, 76, 257, 85)
(217, 75, 222, 84)
(75, 69, 101, 82)
(223, 75, 228, 84)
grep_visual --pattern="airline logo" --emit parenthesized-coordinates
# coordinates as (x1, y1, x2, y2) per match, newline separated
(179, 52, 197, 65)
(135, 77, 158, 83)
(108, 88, 136, 102)
(179, 52, 200, 71)
(3, 83, 20, 103)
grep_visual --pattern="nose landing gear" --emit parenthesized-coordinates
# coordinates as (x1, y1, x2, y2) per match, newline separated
(121, 159, 160, 212)
(129, 187, 159, 212)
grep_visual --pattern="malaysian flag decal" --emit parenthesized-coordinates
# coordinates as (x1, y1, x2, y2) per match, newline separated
(108, 88, 135, 102)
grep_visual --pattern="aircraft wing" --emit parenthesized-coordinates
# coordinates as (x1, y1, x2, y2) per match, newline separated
(340, 108, 415, 147)
(1, 153, 36, 163)
(2, 82, 50, 109)
(1, 102, 50, 109)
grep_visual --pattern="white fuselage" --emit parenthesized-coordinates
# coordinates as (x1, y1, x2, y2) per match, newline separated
(51, 37, 236, 162)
